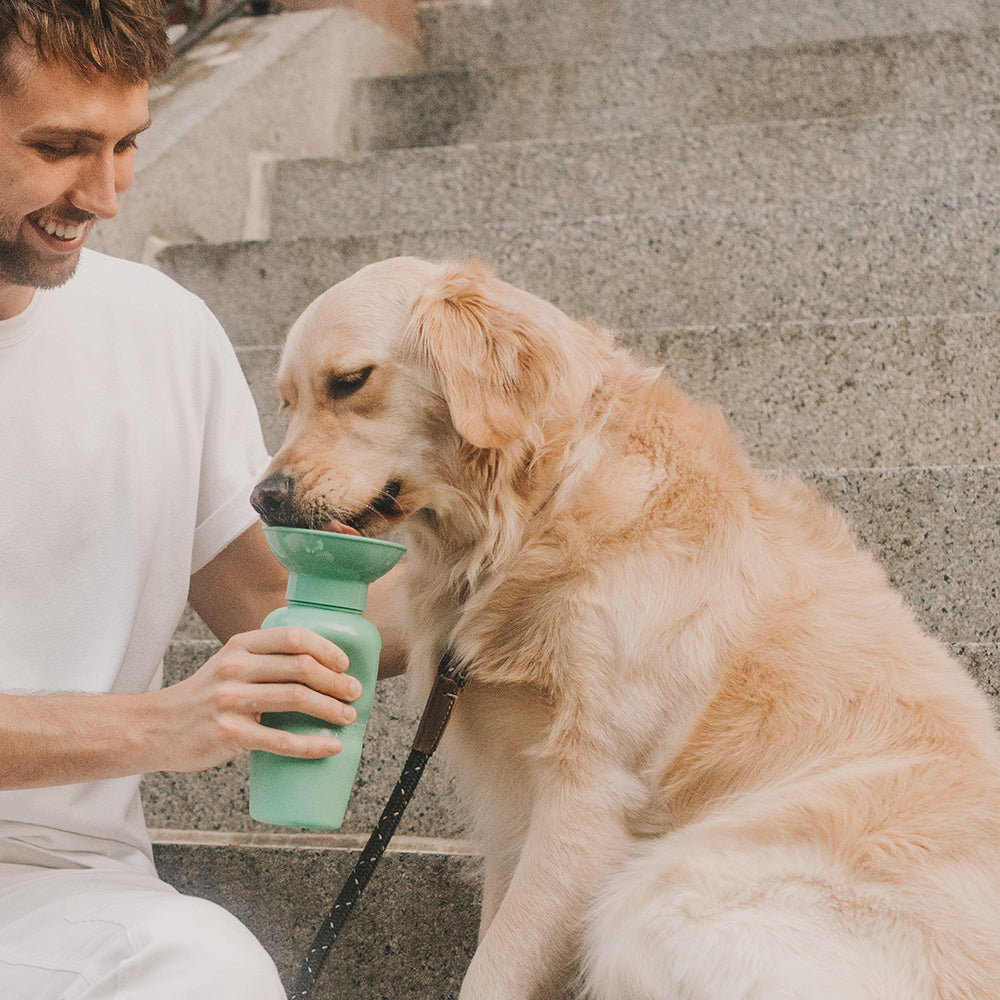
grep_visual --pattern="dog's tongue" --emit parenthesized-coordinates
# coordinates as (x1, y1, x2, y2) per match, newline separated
(318, 518, 362, 537)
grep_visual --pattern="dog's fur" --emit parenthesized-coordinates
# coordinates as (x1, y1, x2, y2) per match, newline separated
(253, 256, 1000, 999)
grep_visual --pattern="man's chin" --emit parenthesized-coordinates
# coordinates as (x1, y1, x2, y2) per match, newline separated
(0, 240, 81, 291)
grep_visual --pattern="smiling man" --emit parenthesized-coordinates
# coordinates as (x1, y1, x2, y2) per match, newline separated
(0, 2, 404, 997)
(0, 10, 152, 313)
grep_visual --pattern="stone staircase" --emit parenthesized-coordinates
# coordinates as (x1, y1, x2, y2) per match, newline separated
(149, 1, 1000, 996)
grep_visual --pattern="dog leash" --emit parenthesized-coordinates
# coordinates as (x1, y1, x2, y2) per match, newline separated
(290, 648, 468, 1000)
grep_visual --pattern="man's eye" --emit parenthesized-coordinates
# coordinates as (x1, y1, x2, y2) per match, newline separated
(327, 366, 373, 401)
(33, 143, 75, 161)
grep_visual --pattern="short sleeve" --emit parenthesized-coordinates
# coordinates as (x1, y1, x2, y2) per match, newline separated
(190, 303, 270, 573)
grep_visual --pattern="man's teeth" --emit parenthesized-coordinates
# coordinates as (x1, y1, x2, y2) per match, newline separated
(39, 219, 85, 240)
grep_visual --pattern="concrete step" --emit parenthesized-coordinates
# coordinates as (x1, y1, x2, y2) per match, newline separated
(237, 312, 1000, 469)
(152, 835, 479, 1000)
(149, 462, 1000, 837)
(623, 314, 1000, 471)
(272, 106, 1000, 240)
(357, 28, 1000, 148)
(801, 466, 1000, 650)
(415, 0, 1000, 68)
(158, 191, 1000, 342)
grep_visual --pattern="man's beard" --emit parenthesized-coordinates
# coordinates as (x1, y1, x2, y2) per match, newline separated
(0, 232, 82, 290)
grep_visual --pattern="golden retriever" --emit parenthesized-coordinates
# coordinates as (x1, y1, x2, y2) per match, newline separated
(252, 256, 1000, 999)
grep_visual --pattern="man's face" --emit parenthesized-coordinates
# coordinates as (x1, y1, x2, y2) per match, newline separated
(0, 41, 150, 315)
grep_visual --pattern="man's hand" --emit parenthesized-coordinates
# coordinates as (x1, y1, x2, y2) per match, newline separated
(146, 625, 362, 772)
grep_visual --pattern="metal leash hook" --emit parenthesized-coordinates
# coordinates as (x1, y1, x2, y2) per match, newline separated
(291, 650, 467, 1000)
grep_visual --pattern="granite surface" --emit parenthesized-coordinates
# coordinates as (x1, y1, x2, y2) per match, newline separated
(417, 0, 1000, 67)
(359, 30, 1000, 148)
(153, 840, 480, 1000)
(160, 192, 1000, 346)
(276, 106, 1000, 239)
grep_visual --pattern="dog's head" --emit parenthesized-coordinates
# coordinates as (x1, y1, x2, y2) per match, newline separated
(251, 256, 612, 543)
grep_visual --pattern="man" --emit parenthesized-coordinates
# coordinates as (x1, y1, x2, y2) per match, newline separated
(0, 1, 403, 995)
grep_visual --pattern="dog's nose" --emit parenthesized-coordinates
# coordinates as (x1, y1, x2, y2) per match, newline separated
(251, 472, 296, 524)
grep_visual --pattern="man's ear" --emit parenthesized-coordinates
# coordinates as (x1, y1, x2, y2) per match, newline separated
(405, 260, 565, 449)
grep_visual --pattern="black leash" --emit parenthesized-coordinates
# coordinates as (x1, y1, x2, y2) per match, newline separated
(290, 649, 467, 1000)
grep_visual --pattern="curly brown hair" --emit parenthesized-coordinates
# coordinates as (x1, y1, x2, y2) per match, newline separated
(0, 0, 171, 92)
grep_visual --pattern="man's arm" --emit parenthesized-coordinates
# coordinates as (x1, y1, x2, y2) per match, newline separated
(187, 520, 288, 640)
(0, 523, 408, 790)
(365, 561, 409, 680)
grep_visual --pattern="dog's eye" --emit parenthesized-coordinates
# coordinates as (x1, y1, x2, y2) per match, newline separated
(326, 366, 373, 401)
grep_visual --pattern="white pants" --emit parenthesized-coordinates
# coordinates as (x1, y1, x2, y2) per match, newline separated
(0, 868, 286, 999)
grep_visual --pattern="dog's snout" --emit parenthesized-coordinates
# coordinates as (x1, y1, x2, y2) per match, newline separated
(251, 472, 296, 525)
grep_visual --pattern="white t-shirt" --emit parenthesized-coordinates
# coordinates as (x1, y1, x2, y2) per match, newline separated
(0, 250, 269, 875)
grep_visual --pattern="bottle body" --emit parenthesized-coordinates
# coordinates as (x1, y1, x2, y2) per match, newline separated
(249, 600, 382, 830)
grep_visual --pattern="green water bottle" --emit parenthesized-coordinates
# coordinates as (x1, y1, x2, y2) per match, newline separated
(249, 525, 405, 830)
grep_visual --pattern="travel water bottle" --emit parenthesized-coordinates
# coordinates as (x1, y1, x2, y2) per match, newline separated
(249, 525, 405, 830)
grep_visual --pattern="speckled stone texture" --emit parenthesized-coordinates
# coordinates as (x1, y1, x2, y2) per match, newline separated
(160, 193, 1000, 345)
(355, 31, 1000, 148)
(271, 108, 1000, 239)
(416, 0, 1000, 67)
(152, 840, 480, 1000)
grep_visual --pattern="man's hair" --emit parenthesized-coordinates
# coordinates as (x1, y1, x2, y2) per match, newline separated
(0, 0, 171, 92)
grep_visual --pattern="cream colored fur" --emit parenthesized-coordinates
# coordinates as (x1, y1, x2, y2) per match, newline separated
(260, 256, 1000, 999)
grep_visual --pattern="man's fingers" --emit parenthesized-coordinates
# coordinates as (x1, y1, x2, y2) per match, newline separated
(248, 721, 343, 760)
(240, 653, 362, 704)
(168, 625, 375, 768)
(242, 680, 360, 727)
(232, 625, 350, 672)
(220, 627, 361, 702)
(213, 710, 344, 760)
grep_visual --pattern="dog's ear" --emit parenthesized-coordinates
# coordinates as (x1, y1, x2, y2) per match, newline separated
(406, 260, 586, 449)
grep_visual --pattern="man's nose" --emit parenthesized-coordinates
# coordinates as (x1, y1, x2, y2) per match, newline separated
(68, 152, 127, 220)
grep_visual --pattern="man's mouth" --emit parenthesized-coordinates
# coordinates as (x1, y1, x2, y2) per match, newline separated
(29, 212, 93, 248)
(37, 218, 87, 241)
